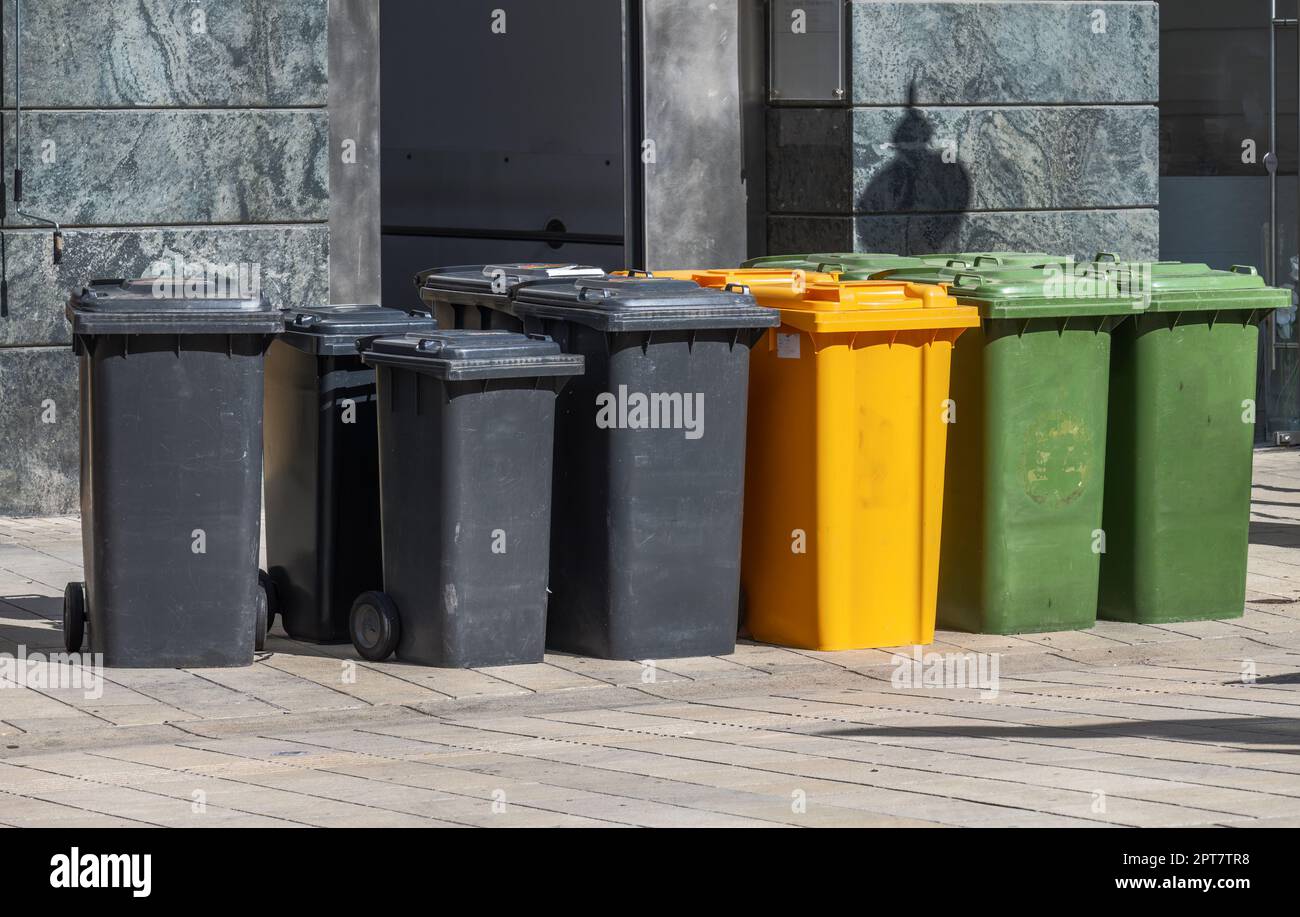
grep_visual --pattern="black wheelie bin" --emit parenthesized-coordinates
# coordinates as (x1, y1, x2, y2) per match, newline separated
(350, 331, 584, 667)
(63, 278, 281, 667)
(509, 275, 780, 660)
(416, 263, 606, 332)
(262, 305, 439, 643)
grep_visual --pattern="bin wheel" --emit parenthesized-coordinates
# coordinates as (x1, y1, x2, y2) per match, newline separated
(350, 591, 400, 662)
(254, 582, 270, 652)
(63, 582, 86, 653)
(258, 569, 280, 632)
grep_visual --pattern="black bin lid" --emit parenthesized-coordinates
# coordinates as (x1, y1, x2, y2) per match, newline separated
(510, 275, 781, 332)
(67, 278, 281, 336)
(279, 304, 438, 355)
(416, 263, 607, 303)
(360, 330, 585, 382)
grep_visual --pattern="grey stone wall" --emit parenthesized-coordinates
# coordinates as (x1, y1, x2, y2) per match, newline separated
(767, 0, 1160, 261)
(0, 0, 330, 515)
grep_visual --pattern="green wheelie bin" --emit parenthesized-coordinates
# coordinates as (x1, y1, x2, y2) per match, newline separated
(1094, 259, 1291, 623)
(933, 266, 1147, 634)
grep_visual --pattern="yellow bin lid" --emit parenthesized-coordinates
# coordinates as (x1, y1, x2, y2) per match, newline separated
(650, 269, 979, 333)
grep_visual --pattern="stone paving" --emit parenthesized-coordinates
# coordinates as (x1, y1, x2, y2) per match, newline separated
(2, 450, 1300, 827)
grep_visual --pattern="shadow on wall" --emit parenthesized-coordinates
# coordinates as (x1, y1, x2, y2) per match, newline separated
(858, 82, 971, 253)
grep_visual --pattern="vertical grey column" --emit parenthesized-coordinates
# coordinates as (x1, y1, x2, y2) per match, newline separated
(329, 0, 381, 303)
(640, 0, 747, 268)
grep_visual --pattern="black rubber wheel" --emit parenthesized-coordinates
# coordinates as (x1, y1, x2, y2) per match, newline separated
(254, 581, 270, 652)
(63, 582, 86, 653)
(258, 569, 280, 633)
(350, 591, 400, 661)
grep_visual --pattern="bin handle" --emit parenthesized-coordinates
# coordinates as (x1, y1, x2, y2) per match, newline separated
(952, 272, 985, 289)
(292, 313, 320, 327)
(623, 269, 655, 278)
(815, 262, 846, 273)
(723, 283, 752, 296)
(1094, 252, 1120, 263)
(944, 259, 969, 269)
(1230, 264, 1258, 276)
(972, 255, 1002, 267)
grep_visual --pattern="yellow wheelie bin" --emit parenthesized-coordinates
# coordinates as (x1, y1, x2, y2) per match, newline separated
(655, 269, 979, 649)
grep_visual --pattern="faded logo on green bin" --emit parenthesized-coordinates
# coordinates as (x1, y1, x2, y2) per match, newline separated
(1022, 414, 1093, 506)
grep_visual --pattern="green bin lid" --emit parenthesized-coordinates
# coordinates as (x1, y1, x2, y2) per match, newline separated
(944, 265, 1148, 319)
(933, 251, 1059, 268)
(742, 252, 931, 273)
(845, 258, 979, 283)
(1088, 258, 1292, 314)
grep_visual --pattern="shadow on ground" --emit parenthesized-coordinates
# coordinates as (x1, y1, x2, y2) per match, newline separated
(1250, 520, 1300, 547)
(816, 714, 1300, 751)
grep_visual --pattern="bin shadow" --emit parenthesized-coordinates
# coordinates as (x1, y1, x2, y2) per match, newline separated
(262, 631, 357, 660)
(816, 715, 1300, 753)
(1249, 520, 1300, 548)
(0, 595, 65, 652)
(1254, 483, 1300, 494)
(1, 595, 61, 619)
(857, 80, 971, 253)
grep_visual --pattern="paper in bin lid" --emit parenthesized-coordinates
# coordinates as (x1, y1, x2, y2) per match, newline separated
(416, 263, 607, 299)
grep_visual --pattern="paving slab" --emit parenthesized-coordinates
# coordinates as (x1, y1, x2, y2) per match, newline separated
(2, 449, 1300, 825)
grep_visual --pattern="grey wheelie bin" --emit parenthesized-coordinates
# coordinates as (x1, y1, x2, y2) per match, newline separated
(416, 263, 606, 332)
(510, 276, 780, 660)
(263, 305, 439, 643)
(351, 331, 584, 667)
(62, 279, 281, 667)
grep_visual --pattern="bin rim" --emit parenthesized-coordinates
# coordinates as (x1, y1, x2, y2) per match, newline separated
(651, 271, 979, 332)
(941, 266, 1150, 318)
(511, 275, 781, 332)
(67, 278, 281, 335)
(416, 263, 607, 299)
(1087, 260, 1292, 314)
(276, 304, 438, 356)
(360, 330, 585, 381)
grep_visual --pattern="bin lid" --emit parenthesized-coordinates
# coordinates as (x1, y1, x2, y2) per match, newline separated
(849, 258, 981, 283)
(1088, 259, 1292, 314)
(416, 263, 607, 302)
(932, 251, 1059, 268)
(510, 275, 781, 332)
(651, 268, 838, 288)
(943, 266, 1149, 319)
(67, 278, 281, 335)
(360, 330, 584, 381)
(643, 271, 976, 333)
(278, 304, 438, 355)
(742, 252, 931, 273)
